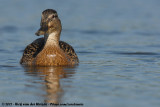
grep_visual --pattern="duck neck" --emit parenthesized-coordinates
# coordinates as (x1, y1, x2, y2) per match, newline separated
(44, 31, 60, 47)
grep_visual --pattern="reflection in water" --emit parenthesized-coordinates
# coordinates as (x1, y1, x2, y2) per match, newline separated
(22, 66, 76, 104)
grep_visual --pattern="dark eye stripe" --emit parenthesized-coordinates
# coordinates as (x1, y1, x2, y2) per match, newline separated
(47, 15, 58, 22)
(52, 15, 58, 18)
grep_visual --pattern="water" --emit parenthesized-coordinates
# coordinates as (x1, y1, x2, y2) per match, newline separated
(0, 0, 160, 107)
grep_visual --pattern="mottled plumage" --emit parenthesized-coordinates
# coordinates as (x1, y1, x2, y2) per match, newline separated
(20, 38, 79, 66)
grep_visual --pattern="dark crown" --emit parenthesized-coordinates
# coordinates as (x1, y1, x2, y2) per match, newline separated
(42, 9, 57, 15)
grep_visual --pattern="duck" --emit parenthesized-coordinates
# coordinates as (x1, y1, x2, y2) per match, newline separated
(20, 9, 79, 66)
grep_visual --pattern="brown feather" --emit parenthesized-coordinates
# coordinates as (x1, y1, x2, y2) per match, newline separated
(20, 38, 79, 66)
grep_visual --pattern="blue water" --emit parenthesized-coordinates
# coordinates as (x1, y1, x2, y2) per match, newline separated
(0, 0, 160, 107)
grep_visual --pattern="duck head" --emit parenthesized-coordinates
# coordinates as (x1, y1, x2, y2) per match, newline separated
(35, 9, 62, 36)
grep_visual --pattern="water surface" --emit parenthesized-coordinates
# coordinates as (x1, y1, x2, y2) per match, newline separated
(0, 0, 160, 107)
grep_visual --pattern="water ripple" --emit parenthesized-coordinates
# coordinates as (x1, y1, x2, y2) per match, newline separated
(135, 31, 160, 36)
(77, 51, 97, 54)
(63, 29, 122, 35)
(0, 65, 17, 68)
(0, 25, 18, 33)
(111, 51, 160, 56)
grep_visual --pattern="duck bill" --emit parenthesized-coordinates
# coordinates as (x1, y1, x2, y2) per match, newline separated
(35, 26, 48, 36)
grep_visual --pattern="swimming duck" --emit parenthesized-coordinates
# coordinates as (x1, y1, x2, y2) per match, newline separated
(20, 9, 79, 66)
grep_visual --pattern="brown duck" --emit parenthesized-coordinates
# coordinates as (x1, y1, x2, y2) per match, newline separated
(20, 9, 79, 66)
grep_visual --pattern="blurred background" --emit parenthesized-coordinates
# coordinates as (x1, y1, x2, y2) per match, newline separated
(0, 0, 160, 107)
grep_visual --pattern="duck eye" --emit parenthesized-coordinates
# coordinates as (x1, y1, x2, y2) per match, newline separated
(52, 16, 55, 18)
(52, 15, 58, 18)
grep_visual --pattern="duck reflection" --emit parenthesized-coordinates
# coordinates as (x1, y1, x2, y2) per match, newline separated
(22, 66, 76, 104)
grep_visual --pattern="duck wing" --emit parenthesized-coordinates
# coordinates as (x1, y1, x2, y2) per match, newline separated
(59, 41, 79, 64)
(20, 38, 44, 65)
